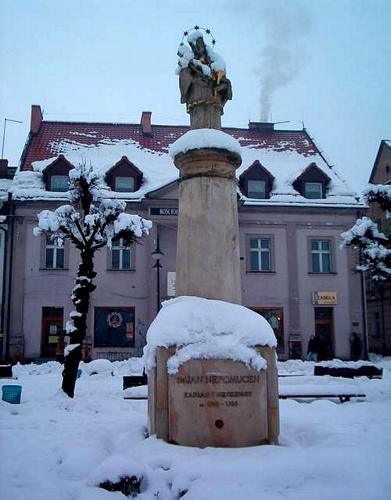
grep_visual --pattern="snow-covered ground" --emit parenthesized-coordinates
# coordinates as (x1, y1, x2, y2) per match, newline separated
(1, 357, 390, 500)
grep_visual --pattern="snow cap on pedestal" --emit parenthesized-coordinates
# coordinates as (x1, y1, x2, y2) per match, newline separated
(169, 129, 242, 159)
(144, 296, 277, 373)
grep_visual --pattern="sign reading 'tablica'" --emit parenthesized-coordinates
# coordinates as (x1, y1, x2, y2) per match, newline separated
(312, 291, 337, 305)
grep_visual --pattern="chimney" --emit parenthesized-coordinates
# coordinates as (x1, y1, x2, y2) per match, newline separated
(30, 105, 43, 134)
(0, 159, 8, 178)
(140, 111, 152, 136)
(248, 121, 274, 133)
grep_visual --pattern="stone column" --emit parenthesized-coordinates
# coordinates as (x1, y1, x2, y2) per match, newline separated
(173, 147, 242, 304)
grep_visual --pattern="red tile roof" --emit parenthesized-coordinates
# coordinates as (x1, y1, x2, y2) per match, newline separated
(21, 121, 321, 171)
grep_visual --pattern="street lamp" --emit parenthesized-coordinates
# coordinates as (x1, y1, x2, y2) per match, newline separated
(151, 234, 164, 313)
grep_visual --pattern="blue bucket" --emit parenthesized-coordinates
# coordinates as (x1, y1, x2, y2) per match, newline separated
(2, 385, 22, 404)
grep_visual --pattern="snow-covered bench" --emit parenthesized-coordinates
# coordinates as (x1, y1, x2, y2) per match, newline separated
(279, 384, 366, 403)
(123, 384, 366, 403)
(314, 365, 382, 379)
(123, 374, 148, 390)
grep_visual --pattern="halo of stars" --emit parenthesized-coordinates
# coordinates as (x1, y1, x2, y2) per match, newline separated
(180, 26, 216, 47)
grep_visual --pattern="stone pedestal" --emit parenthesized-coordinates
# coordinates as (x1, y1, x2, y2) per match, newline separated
(148, 346, 279, 447)
(174, 148, 242, 304)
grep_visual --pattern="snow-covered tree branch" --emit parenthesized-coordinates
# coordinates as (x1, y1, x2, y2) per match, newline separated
(33, 163, 152, 397)
(340, 184, 391, 282)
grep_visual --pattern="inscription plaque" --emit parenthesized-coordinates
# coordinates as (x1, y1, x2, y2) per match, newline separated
(168, 358, 268, 447)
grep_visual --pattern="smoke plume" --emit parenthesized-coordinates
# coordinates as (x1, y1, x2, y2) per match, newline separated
(258, 2, 311, 121)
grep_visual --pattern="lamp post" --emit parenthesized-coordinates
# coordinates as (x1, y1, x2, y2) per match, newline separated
(151, 234, 164, 314)
(358, 247, 369, 361)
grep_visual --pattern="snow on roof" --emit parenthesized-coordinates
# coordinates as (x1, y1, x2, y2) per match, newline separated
(144, 296, 277, 373)
(10, 119, 362, 207)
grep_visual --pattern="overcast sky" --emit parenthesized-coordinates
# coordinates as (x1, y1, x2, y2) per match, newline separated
(1, 0, 390, 191)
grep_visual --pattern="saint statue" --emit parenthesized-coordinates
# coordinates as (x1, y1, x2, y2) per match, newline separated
(177, 30, 232, 130)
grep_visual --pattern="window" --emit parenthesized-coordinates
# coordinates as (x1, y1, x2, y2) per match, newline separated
(115, 176, 135, 192)
(50, 175, 69, 192)
(45, 237, 64, 269)
(305, 182, 322, 199)
(311, 240, 332, 273)
(249, 237, 271, 271)
(111, 238, 132, 270)
(247, 180, 266, 199)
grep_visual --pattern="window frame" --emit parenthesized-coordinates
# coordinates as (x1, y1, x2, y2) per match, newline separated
(246, 234, 274, 273)
(304, 182, 323, 199)
(108, 238, 134, 271)
(41, 236, 68, 270)
(247, 179, 266, 199)
(49, 175, 69, 192)
(114, 176, 135, 193)
(308, 238, 335, 274)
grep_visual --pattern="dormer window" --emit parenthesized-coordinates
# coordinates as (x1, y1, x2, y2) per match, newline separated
(239, 161, 274, 200)
(293, 163, 330, 200)
(43, 155, 73, 192)
(115, 176, 135, 192)
(106, 156, 143, 193)
(248, 180, 266, 199)
(50, 175, 69, 192)
(305, 182, 322, 199)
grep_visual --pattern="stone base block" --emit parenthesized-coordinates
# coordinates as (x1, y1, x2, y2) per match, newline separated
(148, 346, 279, 448)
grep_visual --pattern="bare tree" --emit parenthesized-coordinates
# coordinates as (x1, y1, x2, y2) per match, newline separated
(34, 164, 152, 397)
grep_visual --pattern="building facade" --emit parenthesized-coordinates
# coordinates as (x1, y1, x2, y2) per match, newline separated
(4, 105, 365, 362)
(366, 140, 391, 355)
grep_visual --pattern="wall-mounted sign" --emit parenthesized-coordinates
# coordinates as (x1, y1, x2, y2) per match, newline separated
(150, 207, 178, 216)
(312, 291, 337, 305)
(167, 271, 176, 297)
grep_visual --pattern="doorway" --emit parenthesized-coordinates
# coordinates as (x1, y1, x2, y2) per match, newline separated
(41, 307, 64, 358)
(314, 307, 334, 360)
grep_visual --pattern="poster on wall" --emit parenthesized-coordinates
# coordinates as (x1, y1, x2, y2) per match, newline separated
(94, 307, 135, 347)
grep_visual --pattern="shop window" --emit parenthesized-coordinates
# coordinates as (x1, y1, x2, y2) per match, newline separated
(251, 307, 284, 354)
(94, 307, 135, 347)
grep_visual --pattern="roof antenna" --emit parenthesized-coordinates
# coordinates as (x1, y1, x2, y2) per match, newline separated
(1, 118, 23, 159)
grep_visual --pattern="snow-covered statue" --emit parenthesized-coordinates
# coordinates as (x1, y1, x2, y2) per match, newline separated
(176, 27, 232, 129)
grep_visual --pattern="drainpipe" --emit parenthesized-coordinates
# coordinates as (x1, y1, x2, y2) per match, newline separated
(359, 259, 369, 361)
(5, 194, 15, 360)
(0, 223, 7, 360)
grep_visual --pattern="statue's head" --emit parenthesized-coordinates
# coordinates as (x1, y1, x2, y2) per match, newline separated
(189, 36, 207, 60)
